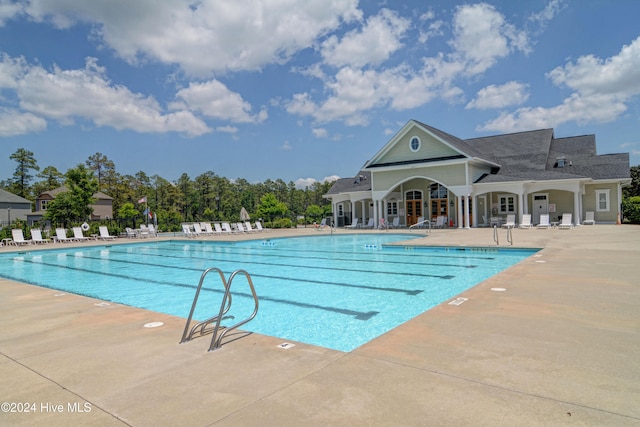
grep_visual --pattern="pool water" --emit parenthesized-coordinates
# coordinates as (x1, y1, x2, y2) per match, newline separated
(0, 234, 537, 352)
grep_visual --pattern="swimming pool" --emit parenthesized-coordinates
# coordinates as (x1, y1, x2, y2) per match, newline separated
(0, 234, 537, 351)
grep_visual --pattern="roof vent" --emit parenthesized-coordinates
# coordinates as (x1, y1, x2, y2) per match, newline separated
(556, 157, 567, 168)
(354, 174, 367, 184)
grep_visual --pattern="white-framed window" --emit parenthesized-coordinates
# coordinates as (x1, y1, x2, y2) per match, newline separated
(409, 136, 421, 152)
(338, 204, 343, 216)
(40, 200, 49, 210)
(498, 194, 516, 214)
(595, 189, 610, 212)
(387, 200, 397, 215)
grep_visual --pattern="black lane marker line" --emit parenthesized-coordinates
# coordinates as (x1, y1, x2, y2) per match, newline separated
(11, 258, 380, 320)
(154, 244, 481, 269)
(117, 247, 461, 277)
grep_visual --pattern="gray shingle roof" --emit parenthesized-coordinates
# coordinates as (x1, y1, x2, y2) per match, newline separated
(324, 171, 371, 195)
(0, 188, 32, 204)
(327, 122, 630, 195)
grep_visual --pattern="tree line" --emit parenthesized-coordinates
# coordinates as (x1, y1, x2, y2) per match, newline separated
(1, 148, 335, 232)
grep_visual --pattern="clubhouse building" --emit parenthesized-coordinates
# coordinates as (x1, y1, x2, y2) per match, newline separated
(324, 120, 631, 228)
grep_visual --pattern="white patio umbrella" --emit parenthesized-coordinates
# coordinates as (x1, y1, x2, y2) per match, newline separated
(240, 207, 250, 221)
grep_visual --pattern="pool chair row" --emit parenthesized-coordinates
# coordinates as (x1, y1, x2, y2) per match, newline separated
(181, 221, 266, 237)
(125, 224, 157, 238)
(496, 213, 583, 229)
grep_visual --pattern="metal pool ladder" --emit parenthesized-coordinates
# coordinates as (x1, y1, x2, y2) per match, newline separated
(180, 267, 259, 351)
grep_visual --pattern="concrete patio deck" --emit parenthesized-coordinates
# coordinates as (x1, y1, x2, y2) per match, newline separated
(1, 225, 638, 426)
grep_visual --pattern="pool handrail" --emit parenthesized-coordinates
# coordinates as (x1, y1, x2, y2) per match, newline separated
(409, 218, 431, 233)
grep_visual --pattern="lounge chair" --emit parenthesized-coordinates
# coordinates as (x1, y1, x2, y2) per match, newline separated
(502, 214, 516, 228)
(345, 219, 359, 229)
(536, 214, 551, 229)
(390, 217, 401, 228)
(583, 211, 595, 225)
(214, 223, 226, 234)
(182, 224, 195, 238)
(147, 224, 158, 237)
(434, 216, 447, 228)
(72, 227, 90, 242)
(236, 222, 246, 232)
(98, 226, 116, 240)
(221, 222, 235, 234)
(11, 229, 32, 245)
(31, 228, 51, 244)
(519, 214, 532, 229)
(192, 223, 205, 236)
(55, 228, 76, 243)
(244, 221, 257, 232)
(138, 224, 150, 238)
(558, 213, 573, 229)
(203, 222, 218, 235)
(254, 221, 267, 232)
(125, 227, 138, 238)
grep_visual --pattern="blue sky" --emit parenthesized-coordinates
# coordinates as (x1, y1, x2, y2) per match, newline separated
(1, 0, 639, 188)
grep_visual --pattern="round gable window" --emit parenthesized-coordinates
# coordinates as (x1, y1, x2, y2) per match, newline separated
(410, 136, 421, 152)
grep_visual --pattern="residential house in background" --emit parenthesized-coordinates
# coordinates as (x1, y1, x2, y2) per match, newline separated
(0, 188, 32, 227)
(27, 186, 113, 225)
(324, 120, 631, 228)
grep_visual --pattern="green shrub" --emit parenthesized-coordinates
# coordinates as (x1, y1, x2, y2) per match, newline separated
(622, 196, 640, 224)
(270, 218, 293, 229)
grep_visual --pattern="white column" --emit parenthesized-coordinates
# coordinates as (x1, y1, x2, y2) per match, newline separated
(518, 192, 524, 224)
(373, 199, 379, 225)
(457, 196, 463, 229)
(464, 195, 471, 229)
(573, 191, 580, 225)
(472, 195, 478, 228)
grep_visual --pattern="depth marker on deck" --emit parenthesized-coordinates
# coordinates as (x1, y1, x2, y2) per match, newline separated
(448, 297, 468, 306)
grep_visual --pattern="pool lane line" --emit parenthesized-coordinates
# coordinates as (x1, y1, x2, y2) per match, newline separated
(11, 254, 429, 296)
(9, 258, 381, 320)
(103, 248, 458, 279)
(157, 242, 488, 265)
(122, 245, 476, 271)
(67, 253, 438, 292)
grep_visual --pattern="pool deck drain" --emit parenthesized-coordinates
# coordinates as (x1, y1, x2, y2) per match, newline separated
(1, 225, 639, 425)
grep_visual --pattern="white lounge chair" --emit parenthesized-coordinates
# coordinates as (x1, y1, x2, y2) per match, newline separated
(182, 224, 195, 238)
(203, 222, 217, 235)
(147, 224, 158, 237)
(362, 218, 374, 228)
(11, 229, 32, 245)
(55, 228, 76, 243)
(536, 214, 551, 229)
(583, 211, 595, 225)
(519, 214, 532, 229)
(244, 221, 257, 232)
(254, 221, 267, 232)
(236, 222, 246, 232)
(502, 214, 516, 228)
(31, 228, 51, 244)
(390, 217, 401, 228)
(72, 227, 90, 242)
(558, 213, 573, 229)
(435, 216, 447, 228)
(221, 222, 235, 234)
(98, 226, 116, 240)
(214, 223, 226, 234)
(192, 223, 205, 236)
(345, 219, 359, 229)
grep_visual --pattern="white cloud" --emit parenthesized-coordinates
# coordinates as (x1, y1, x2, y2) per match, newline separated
(466, 81, 529, 110)
(321, 8, 410, 68)
(547, 36, 640, 98)
(450, 3, 530, 76)
(480, 36, 640, 133)
(289, 3, 527, 126)
(294, 175, 339, 189)
(0, 0, 22, 27)
(312, 128, 328, 138)
(281, 141, 292, 151)
(528, 0, 567, 32)
(23, 0, 362, 76)
(13, 56, 210, 136)
(173, 80, 267, 123)
(0, 108, 47, 136)
(215, 125, 238, 134)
